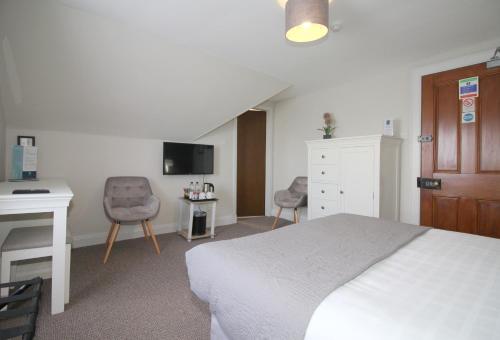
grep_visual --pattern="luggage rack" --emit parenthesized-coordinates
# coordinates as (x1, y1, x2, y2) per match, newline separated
(0, 277, 43, 340)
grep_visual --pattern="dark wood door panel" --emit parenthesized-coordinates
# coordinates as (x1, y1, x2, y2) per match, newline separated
(478, 200, 500, 238)
(433, 196, 458, 231)
(435, 84, 459, 172)
(237, 110, 266, 217)
(457, 198, 477, 235)
(479, 73, 500, 172)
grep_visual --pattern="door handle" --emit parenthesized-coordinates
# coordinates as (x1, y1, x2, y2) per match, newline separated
(417, 177, 441, 190)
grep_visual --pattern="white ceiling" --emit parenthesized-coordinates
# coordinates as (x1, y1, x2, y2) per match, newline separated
(59, 0, 500, 99)
(0, 0, 499, 140)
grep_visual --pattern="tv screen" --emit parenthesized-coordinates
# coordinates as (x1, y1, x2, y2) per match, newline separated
(163, 142, 214, 175)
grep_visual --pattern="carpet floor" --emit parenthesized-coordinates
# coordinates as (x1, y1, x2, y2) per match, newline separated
(28, 217, 290, 339)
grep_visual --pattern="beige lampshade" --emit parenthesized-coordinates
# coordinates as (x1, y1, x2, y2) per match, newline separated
(285, 0, 329, 43)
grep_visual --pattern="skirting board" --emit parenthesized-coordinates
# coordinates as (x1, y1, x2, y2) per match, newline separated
(8, 214, 237, 281)
(72, 214, 237, 248)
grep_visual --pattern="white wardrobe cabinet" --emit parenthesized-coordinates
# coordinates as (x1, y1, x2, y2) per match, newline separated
(306, 135, 401, 221)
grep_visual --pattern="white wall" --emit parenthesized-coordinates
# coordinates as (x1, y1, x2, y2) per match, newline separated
(272, 67, 413, 222)
(0, 98, 5, 181)
(3, 121, 236, 250)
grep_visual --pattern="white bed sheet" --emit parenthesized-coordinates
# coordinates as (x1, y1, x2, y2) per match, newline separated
(305, 229, 500, 340)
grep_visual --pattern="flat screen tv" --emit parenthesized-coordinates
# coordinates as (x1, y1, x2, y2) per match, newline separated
(163, 142, 214, 175)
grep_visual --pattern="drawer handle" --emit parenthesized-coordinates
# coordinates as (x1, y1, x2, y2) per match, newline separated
(321, 171, 325, 175)
(321, 190, 325, 193)
(321, 155, 325, 159)
(340, 190, 344, 194)
(321, 206, 325, 210)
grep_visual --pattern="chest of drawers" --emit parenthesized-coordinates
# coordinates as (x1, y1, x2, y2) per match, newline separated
(307, 135, 401, 220)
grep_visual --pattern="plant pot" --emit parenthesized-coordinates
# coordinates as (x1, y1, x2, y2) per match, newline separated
(323, 134, 332, 139)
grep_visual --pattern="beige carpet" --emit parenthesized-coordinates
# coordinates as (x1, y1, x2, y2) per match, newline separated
(29, 217, 290, 339)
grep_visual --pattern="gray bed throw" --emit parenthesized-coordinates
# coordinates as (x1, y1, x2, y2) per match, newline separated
(186, 214, 429, 340)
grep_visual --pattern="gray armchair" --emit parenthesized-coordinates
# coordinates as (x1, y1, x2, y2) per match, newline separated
(103, 177, 161, 263)
(272, 177, 308, 229)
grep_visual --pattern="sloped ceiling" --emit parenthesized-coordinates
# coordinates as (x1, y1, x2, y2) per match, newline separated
(59, 0, 500, 100)
(1, 0, 500, 140)
(0, 0, 288, 140)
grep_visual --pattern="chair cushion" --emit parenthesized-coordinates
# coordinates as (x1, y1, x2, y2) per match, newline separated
(104, 177, 152, 208)
(2, 226, 72, 252)
(274, 189, 307, 208)
(107, 196, 160, 222)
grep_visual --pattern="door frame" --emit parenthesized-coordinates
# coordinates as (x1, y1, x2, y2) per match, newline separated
(232, 106, 275, 218)
(408, 47, 496, 225)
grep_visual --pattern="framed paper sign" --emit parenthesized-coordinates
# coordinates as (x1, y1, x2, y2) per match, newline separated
(17, 136, 35, 147)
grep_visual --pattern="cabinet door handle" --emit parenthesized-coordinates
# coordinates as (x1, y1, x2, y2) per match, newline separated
(321, 171, 325, 175)
(321, 190, 325, 194)
(321, 206, 325, 210)
(321, 155, 325, 159)
(340, 190, 344, 194)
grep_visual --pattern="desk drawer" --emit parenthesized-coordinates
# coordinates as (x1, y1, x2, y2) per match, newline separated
(311, 199, 340, 218)
(309, 182, 339, 201)
(310, 165, 339, 182)
(311, 148, 339, 165)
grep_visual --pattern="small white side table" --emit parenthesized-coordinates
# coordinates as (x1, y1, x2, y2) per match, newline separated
(177, 198, 217, 242)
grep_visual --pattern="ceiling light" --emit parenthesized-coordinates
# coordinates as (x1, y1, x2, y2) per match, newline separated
(278, 0, 333, 9)
(285, 0, 329, 43)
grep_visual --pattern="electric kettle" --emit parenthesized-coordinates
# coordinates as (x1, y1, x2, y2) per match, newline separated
(203, 183, 215, 193)
(203, 183, 215, 199)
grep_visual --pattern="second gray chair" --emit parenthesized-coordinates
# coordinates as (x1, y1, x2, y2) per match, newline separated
(103, 177, 161, 263)
(272, 176, 308, 229)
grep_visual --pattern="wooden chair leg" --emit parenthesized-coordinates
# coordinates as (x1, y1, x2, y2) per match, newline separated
(272, 207, 282, 230)
(145, 220, 161, 255)
(141, 220, 150, 239)
(103, 223, 120, 264)
(106, 222, 116, 244)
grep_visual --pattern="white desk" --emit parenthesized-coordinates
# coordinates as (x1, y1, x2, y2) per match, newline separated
(0, 179, 73, 314)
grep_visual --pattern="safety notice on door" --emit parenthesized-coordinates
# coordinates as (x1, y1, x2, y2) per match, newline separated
(459, 76, 479, 99)
(462, 97, 475, 113)
(462, 112, 476, 124)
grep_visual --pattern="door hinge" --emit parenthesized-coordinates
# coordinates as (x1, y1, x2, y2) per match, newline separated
(418, 135, 433, 143)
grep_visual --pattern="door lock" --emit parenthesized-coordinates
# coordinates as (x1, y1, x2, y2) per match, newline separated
(417, 177, 441, 190)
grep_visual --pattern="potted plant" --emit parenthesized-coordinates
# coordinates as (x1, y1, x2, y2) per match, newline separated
(317, 112, 336, 139)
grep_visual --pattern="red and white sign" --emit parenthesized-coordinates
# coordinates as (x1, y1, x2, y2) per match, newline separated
(462, 97, 475, 113)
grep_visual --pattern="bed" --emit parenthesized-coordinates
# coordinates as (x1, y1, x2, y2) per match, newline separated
(185, 214, 500, 340)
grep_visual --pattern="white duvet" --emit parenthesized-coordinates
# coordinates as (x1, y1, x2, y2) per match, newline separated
(305, 229, 500, 340)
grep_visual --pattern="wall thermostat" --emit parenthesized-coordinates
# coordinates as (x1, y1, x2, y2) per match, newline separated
(383, 119, 394, 136)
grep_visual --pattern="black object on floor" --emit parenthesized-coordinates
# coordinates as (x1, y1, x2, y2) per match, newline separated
(192, 210, 207, 235)
(0, 277, 43, 340)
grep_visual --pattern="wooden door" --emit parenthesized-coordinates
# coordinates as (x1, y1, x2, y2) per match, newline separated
(421, 63, 500, 238)
(340, 146, 374, 217)
(237, 110, 266, 217)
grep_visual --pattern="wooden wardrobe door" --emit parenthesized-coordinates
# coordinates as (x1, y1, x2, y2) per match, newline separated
(340, 146, 374, 217)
